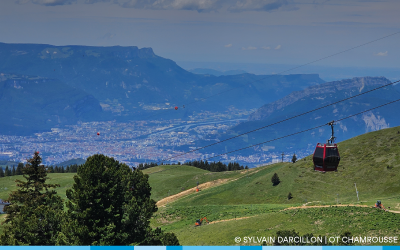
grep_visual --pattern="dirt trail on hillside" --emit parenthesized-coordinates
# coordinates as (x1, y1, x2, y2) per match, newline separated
(284, 204, 370, 210)
(156, 178, 230, 207)
(156, 167, 262, 207)
(284, 204, 400, 214)
(208, 216, 253, 224)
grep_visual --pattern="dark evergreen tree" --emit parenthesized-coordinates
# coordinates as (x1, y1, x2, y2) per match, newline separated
(12, 166, 16, 176)
(4, 166, 9, 177)
(48, 166, 54, 173)
(292, 153, 297, 163)
(288, 192, 293, 200)
(271, 173, 280, 186)
(16, 163, 24, 175)
(0, 167, 4, 177)
(0, 152, 63, 245)
(66, 166, 70, 173)
(70, 164, 78, 173)
(59, 154, 178, 245)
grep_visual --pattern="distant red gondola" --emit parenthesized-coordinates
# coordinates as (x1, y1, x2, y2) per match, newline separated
(97, 132, 100, 136)
(313, 121, 340, 172)
(174, 106, 178, 110)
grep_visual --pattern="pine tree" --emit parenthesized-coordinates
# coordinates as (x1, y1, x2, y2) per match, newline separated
(0, 167, 4, 177)
(16, 163, 24, 175)
(70, 164, 78, 173)
(271, 173, 280, 186)
(0, 152, 63, 245)
(4, 166, 9, 177)
(292, 153, 297, 163)
(48, 166, 54, 173)
(288, 192, 293, 200)
(60, 154, 179, 245)
(12, 166, 16, 176)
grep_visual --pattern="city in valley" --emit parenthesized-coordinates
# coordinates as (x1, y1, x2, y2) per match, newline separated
(0, 108, 307, 167)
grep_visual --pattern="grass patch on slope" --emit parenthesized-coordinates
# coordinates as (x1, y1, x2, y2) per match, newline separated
(170, 127, 400, 207)
(143, 165, 243, 201)
(171, 163, 290, 206)
(0, 173, 75, 201)
(172, 206, 400, 246)
(151, 203, 291, 231)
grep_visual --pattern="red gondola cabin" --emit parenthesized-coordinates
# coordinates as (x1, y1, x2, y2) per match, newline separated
(313, 143, 340, 172)
(313, 120, 341, 172)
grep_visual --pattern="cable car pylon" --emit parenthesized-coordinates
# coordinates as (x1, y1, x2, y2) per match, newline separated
(312, 120, 341, 172)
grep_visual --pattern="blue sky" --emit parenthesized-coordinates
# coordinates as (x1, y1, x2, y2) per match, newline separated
(0, 0, 399, 72)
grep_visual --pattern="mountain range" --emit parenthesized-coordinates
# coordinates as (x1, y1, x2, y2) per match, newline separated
(0, 42, 325, 135)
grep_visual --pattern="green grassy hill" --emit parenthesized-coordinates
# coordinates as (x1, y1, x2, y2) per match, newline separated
(143, 165, 243, 201)
(151, 126, 400, 245)
(169, 126, 400, 207)
(1, 126, 400, 245)
(167, 206, 400, 245)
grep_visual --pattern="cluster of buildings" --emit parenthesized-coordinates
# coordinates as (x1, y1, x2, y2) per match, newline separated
(0, 109, 310, 167)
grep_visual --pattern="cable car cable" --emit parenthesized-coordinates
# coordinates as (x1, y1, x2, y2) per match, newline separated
(160, 79, 400, 163)
(150, 97, 400, 174)
(202, 98, 400, 162)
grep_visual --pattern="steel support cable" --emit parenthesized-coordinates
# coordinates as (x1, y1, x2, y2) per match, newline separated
(203, 98, 400, 162)
(149, 97, 400, 174)
(160, 79, 400, 162)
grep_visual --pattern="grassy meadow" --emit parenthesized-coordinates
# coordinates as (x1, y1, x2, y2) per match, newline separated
(0, 126, 400, 245)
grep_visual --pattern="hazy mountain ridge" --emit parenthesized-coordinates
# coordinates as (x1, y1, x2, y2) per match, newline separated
(0, 42, 325, 122)
(194, 76, 400, 157)
(189, 68, 247, 76)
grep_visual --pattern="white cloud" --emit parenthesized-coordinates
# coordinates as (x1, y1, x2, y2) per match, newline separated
(102, 32, 116, 39)
(117, 0, 223, 12)
(261, 46, 270, 50)
(242, 46, 257, 50)
(22, 0, 299, 12)
(228, 0, 298, 12)
(18, 0, 77, 5)
(275, 45, 281, 50)
(224, 44, 232, 48)
(375, 51, 388, 56)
